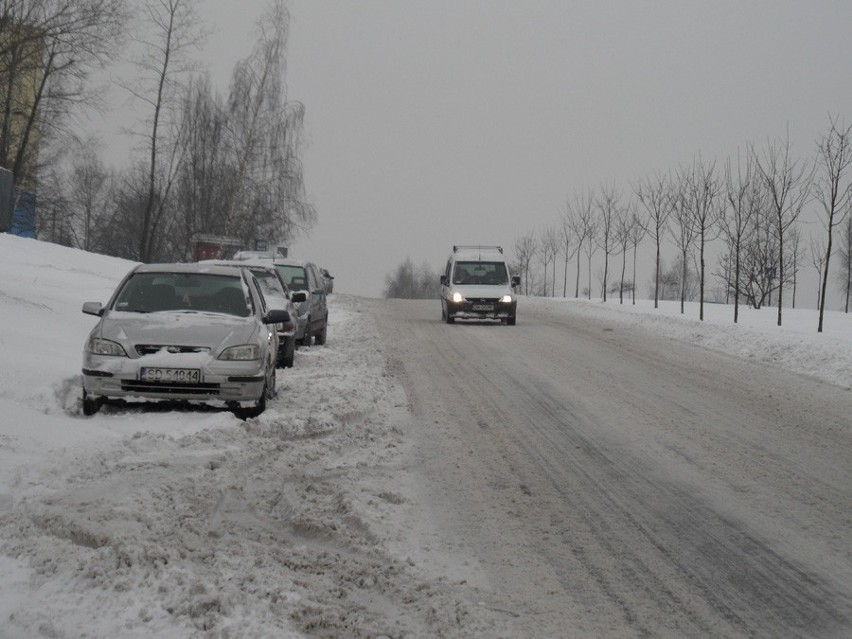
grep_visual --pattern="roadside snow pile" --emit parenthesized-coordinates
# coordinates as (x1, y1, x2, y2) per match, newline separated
(523, 295, 852, 389)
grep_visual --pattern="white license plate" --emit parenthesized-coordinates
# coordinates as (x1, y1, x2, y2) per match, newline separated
(140, 367, 201, 383)
(472, 304, 494, 311)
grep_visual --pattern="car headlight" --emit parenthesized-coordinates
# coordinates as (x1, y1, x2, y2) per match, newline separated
(88, 337, 127, 357)
(219, 344, 261, 361)
(451, 292, 464, 303)
(499, 295, 514, 303)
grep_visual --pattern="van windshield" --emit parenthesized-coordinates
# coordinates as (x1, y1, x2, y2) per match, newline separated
(452, 262, 508, 285)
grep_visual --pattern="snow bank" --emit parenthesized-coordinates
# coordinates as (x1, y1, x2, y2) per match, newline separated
(523, 295, 852, 389)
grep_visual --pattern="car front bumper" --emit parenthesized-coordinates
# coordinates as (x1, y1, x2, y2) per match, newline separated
(445, 299, 516, 320)
(82, 355, 267, 404)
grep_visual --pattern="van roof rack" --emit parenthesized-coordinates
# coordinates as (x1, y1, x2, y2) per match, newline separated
(453, 245, 503, 254)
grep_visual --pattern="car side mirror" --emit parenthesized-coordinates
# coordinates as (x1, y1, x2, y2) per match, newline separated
(440, 275, 448, 286)
(511, 276, 520, 288)
(82, 302, 104, 316)
(290, 291, 307, 303)
(265, 309, 291, 325)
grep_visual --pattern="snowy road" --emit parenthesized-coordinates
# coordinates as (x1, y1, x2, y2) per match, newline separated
(371, 298, 852, 638)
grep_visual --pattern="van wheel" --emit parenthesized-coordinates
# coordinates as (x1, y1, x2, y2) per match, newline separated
(507, 314, 516, 326)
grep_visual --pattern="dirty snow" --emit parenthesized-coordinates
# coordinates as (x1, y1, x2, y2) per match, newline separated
(1, 234, 851, 637)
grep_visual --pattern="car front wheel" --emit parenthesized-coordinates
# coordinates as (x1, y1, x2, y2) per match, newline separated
(299, 317, 312, 346)
(314, 317, 327, 345)
(279, 337, 295, 368)
(233, 369, 274, 420)
(81, 389, 101, 416)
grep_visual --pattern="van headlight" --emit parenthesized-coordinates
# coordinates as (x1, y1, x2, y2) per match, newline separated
(499, 295, 514, 303)
(219, 345, 261, 360)
(451, 292, 464, 303)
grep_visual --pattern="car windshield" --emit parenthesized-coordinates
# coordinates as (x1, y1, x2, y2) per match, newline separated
(452, 261, 509, 285)
(113, 272, 251, 317)
(276, 264, 308, 291)
(251, 269, 289, 303)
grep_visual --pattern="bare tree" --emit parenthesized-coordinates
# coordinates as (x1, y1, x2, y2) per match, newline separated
(565, 189, 595, 298)
(837, 215, 852, 312)
(559, 215, 576, 297)
(595, 183, 620, 302)
(171, 75, 234, 259)
(614, 207, 631, 304)
(813, 116, 852, 331)
(739, 205, 780, 310)
(512, 231, 537, 295)
(0, 0, 127, 193)
(223, 0, 314, 246)
(681, 157, 721, 320)
(810, 238, 826, 310)
(124, 0, 203, 261)
(657, 254, 697, 302)
(628, 206, 645, 304)
(634, 172, 671, 308)
(720, 151, 760, 323)
(788, 224, 803, 309)
(558, 210, 575, 297)
(539, 225, 560, 297)
(668, 177, 695, 314)
(754, 136, 813, 325)
(67, 140, 111, 251)
(384, 257, 439, 299)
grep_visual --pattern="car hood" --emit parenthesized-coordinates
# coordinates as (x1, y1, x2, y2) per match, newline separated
(95, 311, 260, 356)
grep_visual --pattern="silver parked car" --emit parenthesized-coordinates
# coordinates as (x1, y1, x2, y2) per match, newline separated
(80, 263, 290, 419)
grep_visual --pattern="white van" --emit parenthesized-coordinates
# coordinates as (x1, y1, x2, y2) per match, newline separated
(440, 245, 520, 325)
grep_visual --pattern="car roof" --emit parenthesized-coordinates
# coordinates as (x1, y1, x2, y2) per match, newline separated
(135, 263, 249, 277)
(272, 258, 314, 268)
(201, 260, 279, 273)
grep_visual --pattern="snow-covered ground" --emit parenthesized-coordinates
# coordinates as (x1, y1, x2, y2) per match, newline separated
(0, 234, 850, 636)
(523, 293, 852, 390)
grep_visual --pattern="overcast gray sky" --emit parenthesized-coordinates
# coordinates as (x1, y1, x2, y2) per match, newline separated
(202, 0, 852, 299)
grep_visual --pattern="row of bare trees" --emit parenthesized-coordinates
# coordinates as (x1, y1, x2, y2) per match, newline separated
(511, 119, 852, 331)
(2, 0, 314, 261)
(383, 257, 441, 299)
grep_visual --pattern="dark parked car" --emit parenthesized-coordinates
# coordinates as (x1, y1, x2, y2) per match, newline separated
(272, 258, 329, 346)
